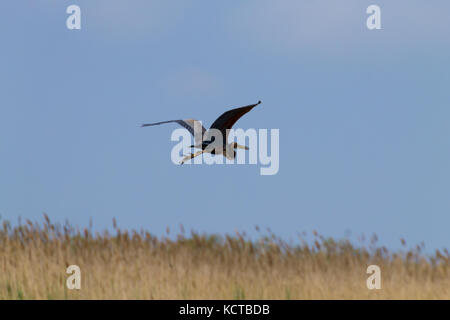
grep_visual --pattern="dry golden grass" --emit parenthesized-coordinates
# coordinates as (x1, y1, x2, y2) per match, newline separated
(0, 215, 448, 300)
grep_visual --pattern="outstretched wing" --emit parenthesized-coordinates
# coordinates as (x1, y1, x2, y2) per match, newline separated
(208, 100, 261, 144)
(142, 119, 206, 144)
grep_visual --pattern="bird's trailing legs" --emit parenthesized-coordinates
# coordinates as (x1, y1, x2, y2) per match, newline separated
(180, 150, 204, 165)
(233, 142, 249, 150)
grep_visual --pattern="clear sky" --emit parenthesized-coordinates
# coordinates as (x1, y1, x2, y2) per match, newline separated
(1, 1, 449, 252)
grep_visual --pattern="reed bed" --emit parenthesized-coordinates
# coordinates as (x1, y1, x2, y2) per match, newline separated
(0, 215, 448, 299)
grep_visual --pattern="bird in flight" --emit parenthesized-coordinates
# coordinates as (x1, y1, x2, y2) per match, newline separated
(142, 100, 261, 164)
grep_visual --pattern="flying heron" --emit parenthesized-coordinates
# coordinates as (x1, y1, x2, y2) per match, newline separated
(142, 100, 261, 164)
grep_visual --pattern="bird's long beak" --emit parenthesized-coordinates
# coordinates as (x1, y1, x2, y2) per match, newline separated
(235, 144, 249, 150)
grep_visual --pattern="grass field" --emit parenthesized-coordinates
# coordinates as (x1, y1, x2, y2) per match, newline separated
(0, 215, 448, 299)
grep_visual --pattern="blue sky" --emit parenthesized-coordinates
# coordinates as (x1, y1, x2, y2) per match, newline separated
(1, 1, 449, 252)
